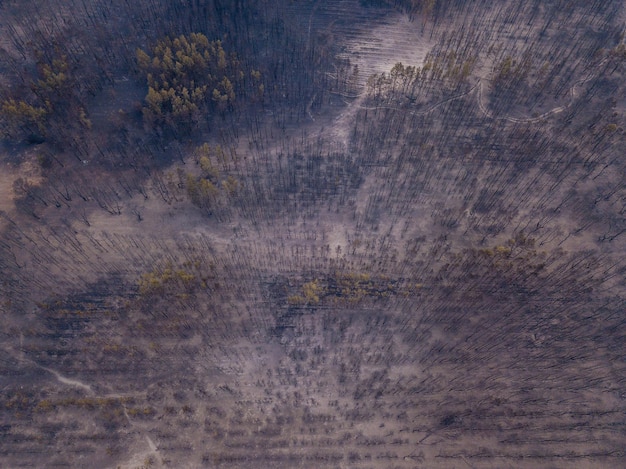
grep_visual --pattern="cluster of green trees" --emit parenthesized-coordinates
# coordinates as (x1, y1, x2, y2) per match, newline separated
(136, 33, 261, 132)
(182, 143, 240, 215)
(490, 52, 535, 91)
(287, 272, 409, 306)
(367, 53, 476, 98)
(0, 55, 91, 142)
(396, 51, 475, 83)
(0, 99, 47, 140)
(137, 261, 206, 299)
(425, 51, 476, 82)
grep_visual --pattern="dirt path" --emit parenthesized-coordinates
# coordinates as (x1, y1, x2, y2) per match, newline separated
(326, 10, 434, 147)
(474, 57, 610, 123)
(351, 60, 608, 128)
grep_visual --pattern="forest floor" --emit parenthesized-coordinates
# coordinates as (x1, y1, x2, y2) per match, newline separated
(0, 1, 625, 468)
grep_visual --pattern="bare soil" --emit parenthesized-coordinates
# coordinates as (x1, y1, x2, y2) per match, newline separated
(0, 1, 625, 468)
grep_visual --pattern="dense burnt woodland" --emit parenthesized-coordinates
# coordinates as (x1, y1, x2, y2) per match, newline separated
(0, 0, 625, 468)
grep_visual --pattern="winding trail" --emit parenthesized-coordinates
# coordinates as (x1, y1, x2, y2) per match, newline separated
(13, 333, 94, 392)
(5, 340, 161, 467)
(325, 62, 608, 153)
(474, 80, 566, 123)
(474, 57, 609, 123)
(351, 57, 609, 128)
(39, 365, 94, 392)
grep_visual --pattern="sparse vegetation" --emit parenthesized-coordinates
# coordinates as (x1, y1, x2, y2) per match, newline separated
(0, 54, 91, 143)
(136, 33, 243, 132)
(0, 0, 625, 468)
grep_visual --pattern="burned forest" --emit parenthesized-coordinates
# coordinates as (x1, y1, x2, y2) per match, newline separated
(0, 0, 625, 468)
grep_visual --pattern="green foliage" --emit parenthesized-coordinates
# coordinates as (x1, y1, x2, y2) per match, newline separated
(491, 51, 534, 91)
(221, 176, 239, 197)
(333, 272, 376, 303)
(183, 143, 240, 212)
(390, 62, 420, 82)
(609, 43, 626, 59)
(288, 279, 325, 305)
(0, 54, 90, 141)
(136, 33, 242, 131)
(302, 280, 323, 304)
(287, 295, 305, 305)
(138, 262, 197, 296)
(497, 55, 514, 78)
(185, 172, 219, 210)
(36, 58, 69, 94)
(422, 51, 476, 82)
(0, 99, 48, 136)
(199, 155, 218, 177)
(196, 142, 233, 169)
(369, 52, 476, 96)
(467, 235, 546, 279)
(288, 272, 412, 306)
